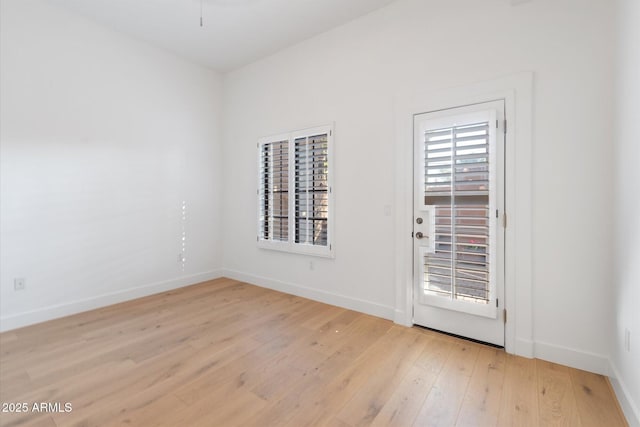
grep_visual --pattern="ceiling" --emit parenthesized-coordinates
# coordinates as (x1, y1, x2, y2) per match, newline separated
(47, 0, 398, 72)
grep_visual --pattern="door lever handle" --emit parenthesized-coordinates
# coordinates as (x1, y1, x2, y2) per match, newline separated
(415, 232, 426, 239)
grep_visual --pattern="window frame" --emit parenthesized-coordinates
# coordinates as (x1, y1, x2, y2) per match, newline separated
(257, 124, 334, 258)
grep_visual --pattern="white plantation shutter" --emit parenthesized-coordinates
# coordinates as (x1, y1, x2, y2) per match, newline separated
(424, 121, 493, 303)
(425, 122, 490, 195)
(294, 133, 329, 246)
(258, 139, 289, 242)
(258, 125, 333, 257)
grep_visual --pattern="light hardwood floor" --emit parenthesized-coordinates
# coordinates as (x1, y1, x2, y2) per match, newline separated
(0, 278, 628, 427)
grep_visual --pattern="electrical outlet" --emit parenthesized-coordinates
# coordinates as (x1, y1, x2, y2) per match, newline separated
(625, 329, 631, 352)
(309, 261, 314, 271)
(14, 278, 26, 291)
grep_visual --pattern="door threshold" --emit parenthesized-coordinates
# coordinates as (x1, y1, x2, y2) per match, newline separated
(413, 325, 504, 349)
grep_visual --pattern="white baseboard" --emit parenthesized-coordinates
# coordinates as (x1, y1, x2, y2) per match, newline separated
(0, 270, 223, 332)
(534, 342, 640, 425)
(534, 340, 609, 375)
(394, 309, 412, 327)
(608, 360, 640, 427)
(515, 337, 535, 358)
(221, 269, 395, 321)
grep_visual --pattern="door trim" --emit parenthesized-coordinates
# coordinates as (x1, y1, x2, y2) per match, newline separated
(393, 72, 534, 357)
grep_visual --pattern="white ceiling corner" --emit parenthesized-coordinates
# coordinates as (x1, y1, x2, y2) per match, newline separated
(46, 0, 398, 72)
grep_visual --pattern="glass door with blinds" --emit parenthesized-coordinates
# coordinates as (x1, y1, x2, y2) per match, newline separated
(413, 100, 506, 346)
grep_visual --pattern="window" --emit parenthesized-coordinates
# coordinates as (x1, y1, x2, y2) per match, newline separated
(258, 125, 333, 257)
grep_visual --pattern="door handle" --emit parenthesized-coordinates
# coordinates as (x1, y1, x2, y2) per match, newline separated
(415, 232, 426, 239)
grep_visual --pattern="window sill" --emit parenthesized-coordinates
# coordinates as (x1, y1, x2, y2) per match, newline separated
(258, 240, 334, 258)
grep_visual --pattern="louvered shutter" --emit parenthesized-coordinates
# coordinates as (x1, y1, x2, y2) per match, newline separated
(424, 121, 492, 303)
(294, 133, 329, 246)
(257, 125, 333, 257)
(258, 139, 289, 242)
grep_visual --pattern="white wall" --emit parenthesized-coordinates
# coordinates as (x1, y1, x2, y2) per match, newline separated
(612, 0, 640, 424)
(222, 0, 615, 371)
(0, 0, 224, 330)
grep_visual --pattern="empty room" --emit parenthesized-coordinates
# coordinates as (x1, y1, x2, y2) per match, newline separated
(0, 0, 638, 425)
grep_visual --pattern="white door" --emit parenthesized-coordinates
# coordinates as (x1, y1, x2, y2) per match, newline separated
(413, 100, 506, 346)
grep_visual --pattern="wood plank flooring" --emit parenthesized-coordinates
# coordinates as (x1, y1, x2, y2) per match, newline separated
(0, 278, 628, 427)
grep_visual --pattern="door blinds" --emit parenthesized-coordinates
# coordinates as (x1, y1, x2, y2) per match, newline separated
(424, 122, 491, 303)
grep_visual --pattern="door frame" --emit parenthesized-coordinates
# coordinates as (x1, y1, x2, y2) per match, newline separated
(393, 72, 534, 356)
